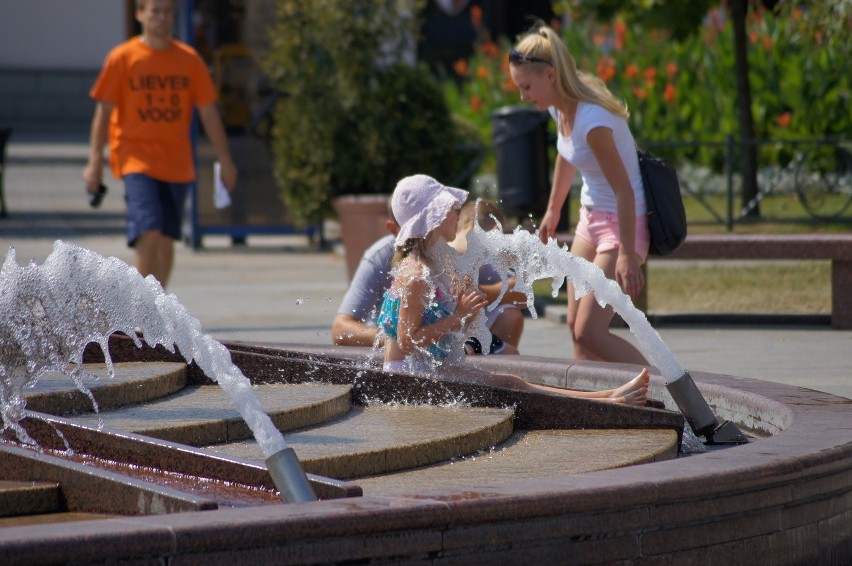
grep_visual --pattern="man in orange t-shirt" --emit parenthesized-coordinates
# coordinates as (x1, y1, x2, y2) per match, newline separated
(83, 0, 237, 288)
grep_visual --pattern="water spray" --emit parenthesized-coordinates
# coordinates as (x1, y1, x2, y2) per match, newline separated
(463, 210, 747, 445)
(0, 241, 317, 502)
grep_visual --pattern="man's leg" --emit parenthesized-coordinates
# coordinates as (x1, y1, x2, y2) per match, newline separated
(490, 307, 524, 349)
(134, 230, 174, 287)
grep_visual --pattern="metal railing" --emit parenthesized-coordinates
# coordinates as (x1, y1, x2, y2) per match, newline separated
(641, 136, 852, 230)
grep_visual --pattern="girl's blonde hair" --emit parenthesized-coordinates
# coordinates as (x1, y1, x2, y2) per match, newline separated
(513, 25, 629, 120)
(392, 238, 429, 268)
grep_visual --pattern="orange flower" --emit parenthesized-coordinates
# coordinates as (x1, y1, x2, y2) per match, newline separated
(762, 35, 772, 52)
(632, 87, 648, 100)
(481, 41, 500, 59)
(665, 62, 678, 77)
(776, 112, 792, 128)
(625, 63, 639, 79)
(663, 83, 676, 103)
(643, 67, 657, 84)
(470, 5, 482, 29)
(613, 20, 626, 51)
(470, 94, 483, 113)
(749, 30, 759, 44)
(452, 58, 469, 77)
(476, 65, 489, 80)
(592, 33, 606, 46)
(596, 56, 616, 83)
(502, 77, 517, 93)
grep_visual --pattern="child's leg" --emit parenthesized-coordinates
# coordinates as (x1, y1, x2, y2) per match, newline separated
(439, 366, 649, 407)
(524, 368, 649, 406)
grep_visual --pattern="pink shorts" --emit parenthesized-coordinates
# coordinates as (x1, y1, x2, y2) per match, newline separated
(574, 206, 650, 260)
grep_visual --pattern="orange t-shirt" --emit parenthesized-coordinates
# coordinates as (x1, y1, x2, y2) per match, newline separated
(90, 37, 217, 183)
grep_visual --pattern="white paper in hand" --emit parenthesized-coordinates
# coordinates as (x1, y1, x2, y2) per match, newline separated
(213, 161, 231, 209)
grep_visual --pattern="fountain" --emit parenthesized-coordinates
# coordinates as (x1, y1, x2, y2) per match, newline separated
(0, 241, 315, 502)
(0, 238, 848, 563)
(460, 206, 746, 444)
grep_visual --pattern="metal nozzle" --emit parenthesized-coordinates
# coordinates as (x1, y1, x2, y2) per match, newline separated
(666, 371, 747, 445)
(266, 447, 317, 503)
(666, 371, 718, 437)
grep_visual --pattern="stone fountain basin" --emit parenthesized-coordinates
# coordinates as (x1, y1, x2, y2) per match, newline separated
(0, 335, 849, 563)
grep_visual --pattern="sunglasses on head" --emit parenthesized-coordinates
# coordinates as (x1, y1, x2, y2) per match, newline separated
(508, 49, 551, 65)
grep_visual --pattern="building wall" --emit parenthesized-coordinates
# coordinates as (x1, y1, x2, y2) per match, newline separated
(0, 0, 126, 133)
(0, 0, 125, 69)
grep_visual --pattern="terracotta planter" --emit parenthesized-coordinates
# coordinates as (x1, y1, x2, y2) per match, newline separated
(332, 194, 392, 281)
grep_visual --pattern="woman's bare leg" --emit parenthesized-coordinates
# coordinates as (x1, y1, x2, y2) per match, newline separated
(568, 241, 647, 365)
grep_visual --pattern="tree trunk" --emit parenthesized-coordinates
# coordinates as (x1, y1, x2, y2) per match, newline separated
(729, 0, 760, 218)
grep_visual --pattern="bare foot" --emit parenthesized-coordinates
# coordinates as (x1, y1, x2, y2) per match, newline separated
(609, 368, 650, 406)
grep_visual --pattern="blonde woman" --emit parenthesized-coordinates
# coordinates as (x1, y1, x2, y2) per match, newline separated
(509, 25, 650, 365)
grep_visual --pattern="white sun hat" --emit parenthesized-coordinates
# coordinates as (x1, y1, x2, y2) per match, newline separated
(391, 174, 468, 246)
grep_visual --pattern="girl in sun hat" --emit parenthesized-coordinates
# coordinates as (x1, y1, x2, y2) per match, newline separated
(378, 174, 483, 376)
(377, 175, 650, 405)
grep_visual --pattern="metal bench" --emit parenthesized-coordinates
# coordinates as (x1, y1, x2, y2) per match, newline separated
(557, 233, 852, 329)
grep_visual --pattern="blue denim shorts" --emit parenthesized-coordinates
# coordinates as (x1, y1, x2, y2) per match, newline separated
(123, 174, 191, 247)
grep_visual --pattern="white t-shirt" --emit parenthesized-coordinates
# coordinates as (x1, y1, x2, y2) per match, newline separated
(550, 103, 646, 215)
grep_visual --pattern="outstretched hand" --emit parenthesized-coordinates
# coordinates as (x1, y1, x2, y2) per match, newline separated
(455, 287, 489, 323)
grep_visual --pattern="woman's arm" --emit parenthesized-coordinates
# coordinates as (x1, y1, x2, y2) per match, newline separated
(586, 126, 644, 298)
(539, 154, 577, 243)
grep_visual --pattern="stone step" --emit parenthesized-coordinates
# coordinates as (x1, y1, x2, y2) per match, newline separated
(0, 512, 118, 527)
(65, 383, 352, 446)
(25, 362, 187, 415)
(205, 404, 516, 479)
(0, 481, 62, 518)
(354, 428, 680, 496)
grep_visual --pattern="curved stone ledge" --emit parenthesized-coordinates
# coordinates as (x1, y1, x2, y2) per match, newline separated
(1, 341, 848, 564)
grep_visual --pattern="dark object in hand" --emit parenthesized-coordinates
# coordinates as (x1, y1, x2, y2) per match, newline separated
(89, 184, 107, 208)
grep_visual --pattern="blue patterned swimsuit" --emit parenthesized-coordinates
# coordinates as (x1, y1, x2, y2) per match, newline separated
(378, 283, 455, 360)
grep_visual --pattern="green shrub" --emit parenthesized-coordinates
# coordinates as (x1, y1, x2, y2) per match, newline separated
(262, 0, 469, 225)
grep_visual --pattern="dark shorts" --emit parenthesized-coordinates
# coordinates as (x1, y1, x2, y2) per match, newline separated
(465, 335, 506, 355)
(123, 174, 191, 247)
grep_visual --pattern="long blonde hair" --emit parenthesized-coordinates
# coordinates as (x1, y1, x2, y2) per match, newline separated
(513, 25, 629, 120)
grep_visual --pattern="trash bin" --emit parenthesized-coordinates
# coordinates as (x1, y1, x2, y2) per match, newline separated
(491, 106, 549, 217)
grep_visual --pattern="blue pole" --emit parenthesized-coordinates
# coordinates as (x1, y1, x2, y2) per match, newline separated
(177, 0, 202, 248)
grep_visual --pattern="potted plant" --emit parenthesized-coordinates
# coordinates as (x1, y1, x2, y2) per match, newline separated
(262, 0, 474, 278)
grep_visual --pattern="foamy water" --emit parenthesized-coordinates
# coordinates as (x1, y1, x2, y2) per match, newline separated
(460, 206, 686, 382)
(0, 241, 287, 457)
